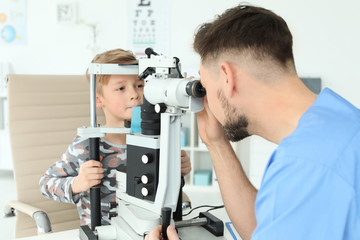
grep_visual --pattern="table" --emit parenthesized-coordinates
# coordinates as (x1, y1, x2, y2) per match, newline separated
(18, 189, 237, 240)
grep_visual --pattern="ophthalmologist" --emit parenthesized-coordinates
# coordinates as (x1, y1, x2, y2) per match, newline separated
(146, 3, 360, 240)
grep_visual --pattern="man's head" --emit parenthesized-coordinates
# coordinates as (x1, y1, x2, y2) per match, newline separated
(194, 4, 295, 70)
(194, 4, 297, 141)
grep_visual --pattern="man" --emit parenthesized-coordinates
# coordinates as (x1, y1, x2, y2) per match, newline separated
(147, 4, 360, 240)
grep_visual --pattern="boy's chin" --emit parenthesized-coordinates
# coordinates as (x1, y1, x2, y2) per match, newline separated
(123, 114, 132, 122)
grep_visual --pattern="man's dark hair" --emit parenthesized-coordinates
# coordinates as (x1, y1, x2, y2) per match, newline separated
(194, 5, 295, 68)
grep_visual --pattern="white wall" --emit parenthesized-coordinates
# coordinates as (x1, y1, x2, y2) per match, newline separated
(1, 0, 359, 101)
(175, 0, 360, 187)
(0, 0, 127, 74)
(1, 0, 360, 184)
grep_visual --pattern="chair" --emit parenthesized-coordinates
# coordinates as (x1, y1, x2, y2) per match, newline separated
(5, 74, 104, 238)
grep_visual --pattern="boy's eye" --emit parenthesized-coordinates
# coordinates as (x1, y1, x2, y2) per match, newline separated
(117, 87, 125, 91)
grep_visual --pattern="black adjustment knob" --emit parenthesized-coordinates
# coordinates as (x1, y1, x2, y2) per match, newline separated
(186, 80, 206, 98)
(141, 154, 152, 164)
(161, 207, 172, 240)
(108, 212, 118, 219)
(145, 48, 159, 58)
(108, 202, 118, 209)
(154, 103, 167, 113)
(141, 174, 153, 184)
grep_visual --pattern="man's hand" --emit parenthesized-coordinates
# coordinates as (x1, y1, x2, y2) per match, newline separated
(145, 225, 179, 240)
(197, 96, 228, 149)
(181, 150, 191, 176)
(72, 160, 104, 194)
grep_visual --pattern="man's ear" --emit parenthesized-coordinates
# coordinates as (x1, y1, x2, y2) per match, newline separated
(96, 94, 104, 108)
(220, 62, 237, 97)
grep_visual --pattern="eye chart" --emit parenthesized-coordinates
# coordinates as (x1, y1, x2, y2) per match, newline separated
(127, 0, 170, 58)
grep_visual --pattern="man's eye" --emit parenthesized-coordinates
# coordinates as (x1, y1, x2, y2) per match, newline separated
(137, 84, 144, 88)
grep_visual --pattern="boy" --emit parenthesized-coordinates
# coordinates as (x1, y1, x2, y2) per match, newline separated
(39, 49, 191, 226)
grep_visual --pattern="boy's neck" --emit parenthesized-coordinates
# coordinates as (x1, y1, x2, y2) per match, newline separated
(103, 120, 127, 145)
(104, 133, 127, 145)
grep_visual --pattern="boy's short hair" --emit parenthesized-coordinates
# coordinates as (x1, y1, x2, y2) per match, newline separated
(193, 4, 295, 70)
(86, 48, 138, 95)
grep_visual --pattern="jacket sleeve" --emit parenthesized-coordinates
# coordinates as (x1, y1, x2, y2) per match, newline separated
(39, 137, 89, 204)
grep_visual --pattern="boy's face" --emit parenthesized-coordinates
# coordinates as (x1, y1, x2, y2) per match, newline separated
(97, 75, 144, 126)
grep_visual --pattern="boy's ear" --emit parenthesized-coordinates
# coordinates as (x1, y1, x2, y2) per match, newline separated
(220, 62, 237, 97)
(96, 94, 104, 108)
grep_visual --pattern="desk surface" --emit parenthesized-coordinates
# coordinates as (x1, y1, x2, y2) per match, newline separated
(17, 229, 78, 240)
(17, 189, 238, 240)
(17, 209, 234, 240)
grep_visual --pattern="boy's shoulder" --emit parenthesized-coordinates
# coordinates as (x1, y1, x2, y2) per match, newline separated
(65, 136, 90, 161)
(71, 136, 90, 147)
(67, 136, 126, 155)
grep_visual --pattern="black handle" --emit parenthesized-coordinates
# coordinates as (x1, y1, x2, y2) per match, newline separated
(161, 207, 172, 240)
(173, 177, 185, 221)
(89, 137, 101, 230)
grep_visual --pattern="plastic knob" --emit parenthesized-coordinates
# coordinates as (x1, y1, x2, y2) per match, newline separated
(142, 154, 152, 164)
(141, 174, 153, 184)
(141, 186, 153, 196)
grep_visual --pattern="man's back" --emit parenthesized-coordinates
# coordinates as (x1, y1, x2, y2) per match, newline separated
(253, 88, 360, 239)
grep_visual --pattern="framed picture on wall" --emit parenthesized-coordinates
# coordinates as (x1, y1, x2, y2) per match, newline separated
(57, 3, 77, 24)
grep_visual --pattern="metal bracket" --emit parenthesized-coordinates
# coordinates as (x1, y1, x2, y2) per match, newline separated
(88, 63, 138, 75)
(77, 126, 131, 138)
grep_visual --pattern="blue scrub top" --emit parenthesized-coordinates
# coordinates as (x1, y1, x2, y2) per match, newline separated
(252, 88, 360, 239)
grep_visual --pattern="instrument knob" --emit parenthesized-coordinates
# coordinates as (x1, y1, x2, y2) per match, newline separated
(141, 154, 152, 164)
(141, 186, 153, 197)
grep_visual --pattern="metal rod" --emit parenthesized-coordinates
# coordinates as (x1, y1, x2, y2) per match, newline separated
(89, 74, 101, 230)
(173, 177, 184, 221)
(90, 74, 97, 128)
(174, 218, 207, 229)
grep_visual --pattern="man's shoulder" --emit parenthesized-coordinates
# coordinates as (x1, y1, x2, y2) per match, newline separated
(277, 88, 360, 164)
(310, 88, 360, 124)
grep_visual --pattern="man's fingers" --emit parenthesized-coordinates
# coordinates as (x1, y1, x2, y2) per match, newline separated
(181, 157, 189, 164)
(181, 159, 191, 167)
(144, 225, 179, 240)
(182, 164, 191, 170)
(181, 149, 187, 157)
(167, 225, 180, 240)
(145, 225, 163, 240)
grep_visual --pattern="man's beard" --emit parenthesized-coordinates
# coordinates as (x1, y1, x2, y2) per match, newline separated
(217, 90, 250, 142)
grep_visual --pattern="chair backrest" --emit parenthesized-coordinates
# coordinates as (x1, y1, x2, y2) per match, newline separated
(7, 74, 105, 238)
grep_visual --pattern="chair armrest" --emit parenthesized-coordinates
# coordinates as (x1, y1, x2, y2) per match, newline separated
(5, 200, 52, 234)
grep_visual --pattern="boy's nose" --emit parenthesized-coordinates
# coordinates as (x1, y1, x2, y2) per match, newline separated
(130, 87, 140, 100)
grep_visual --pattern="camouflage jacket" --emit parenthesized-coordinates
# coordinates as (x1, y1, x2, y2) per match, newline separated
(39, 136, 126, 226)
